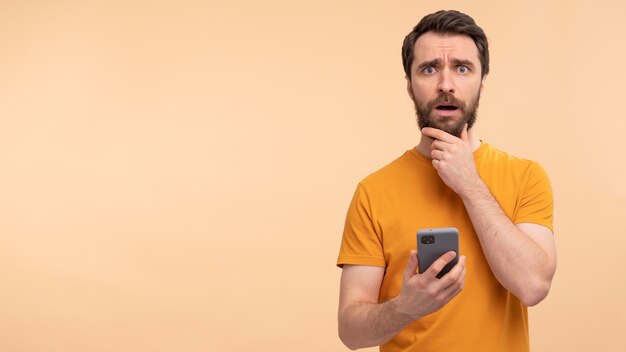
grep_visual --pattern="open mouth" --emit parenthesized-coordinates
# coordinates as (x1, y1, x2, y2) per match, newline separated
(435, 104, 459, 111)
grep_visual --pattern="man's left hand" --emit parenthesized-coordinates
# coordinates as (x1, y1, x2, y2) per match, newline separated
(421, 124, 480, 196)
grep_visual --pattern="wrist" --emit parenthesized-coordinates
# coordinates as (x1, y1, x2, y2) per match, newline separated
(390, 294, 420, 323)
(459, 176, 488, 201)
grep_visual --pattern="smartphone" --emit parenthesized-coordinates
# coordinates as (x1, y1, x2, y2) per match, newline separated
(417, 228, 459, 279)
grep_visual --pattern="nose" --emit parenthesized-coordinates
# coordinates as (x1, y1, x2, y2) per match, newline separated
(437, 70, 455, 94)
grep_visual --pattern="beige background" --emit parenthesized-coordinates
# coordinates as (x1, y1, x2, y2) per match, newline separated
(0, 0, 624, 351)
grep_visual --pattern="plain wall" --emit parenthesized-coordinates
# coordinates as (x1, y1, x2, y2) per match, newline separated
(1, 0, 625, 351)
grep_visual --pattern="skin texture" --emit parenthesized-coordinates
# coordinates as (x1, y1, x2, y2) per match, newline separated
(422, 125, 556, 306)
(338, 32, 557, 350)
(338, 252, 466, 350)
(409, 32, 483, 138)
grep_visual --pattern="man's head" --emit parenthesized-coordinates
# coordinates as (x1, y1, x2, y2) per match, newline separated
(402, 10, 489, 137)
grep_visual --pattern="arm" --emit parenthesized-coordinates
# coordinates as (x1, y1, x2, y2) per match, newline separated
(338, 250, 466, 350)
(423, 125, 557, 306)
(459, 183, 556, 306)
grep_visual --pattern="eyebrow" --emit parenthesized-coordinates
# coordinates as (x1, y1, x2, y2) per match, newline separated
(451, 59, 475, 68)
(416, 59, 441, 71)
(416, 58, 476, 71)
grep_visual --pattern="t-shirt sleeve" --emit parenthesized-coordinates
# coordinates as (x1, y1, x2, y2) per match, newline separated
(336, 183, 386, 268)
(513, 162, 554, 231)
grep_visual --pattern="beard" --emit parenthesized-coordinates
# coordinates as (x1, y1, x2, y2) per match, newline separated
(413, 91, 480, 138)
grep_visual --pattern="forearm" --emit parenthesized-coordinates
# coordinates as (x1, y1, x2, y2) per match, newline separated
(460, 181, 553, 305)
(338, 297, 414, 350)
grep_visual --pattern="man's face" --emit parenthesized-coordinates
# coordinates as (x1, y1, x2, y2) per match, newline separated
(407, 32, 485, 137)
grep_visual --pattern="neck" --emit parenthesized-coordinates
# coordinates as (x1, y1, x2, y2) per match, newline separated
(416, 126, 482, 158)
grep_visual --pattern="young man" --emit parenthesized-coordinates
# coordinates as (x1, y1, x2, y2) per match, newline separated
(336, 10, 556, 352)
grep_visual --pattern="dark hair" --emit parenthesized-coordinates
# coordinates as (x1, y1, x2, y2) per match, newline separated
(402, 10, 489, 79)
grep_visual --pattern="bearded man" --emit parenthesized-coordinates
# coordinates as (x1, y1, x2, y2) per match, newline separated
(336, 10, 556, 352)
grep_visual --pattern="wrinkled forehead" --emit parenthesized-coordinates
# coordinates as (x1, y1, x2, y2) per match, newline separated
(413, 32, 480, 66)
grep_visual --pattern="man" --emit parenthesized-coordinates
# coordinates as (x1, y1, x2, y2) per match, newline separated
(336, 10, 556, 352)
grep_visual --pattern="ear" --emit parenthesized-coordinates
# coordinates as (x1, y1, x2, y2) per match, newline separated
(479, 75, 487, 95)
(406, 76, 415, 100)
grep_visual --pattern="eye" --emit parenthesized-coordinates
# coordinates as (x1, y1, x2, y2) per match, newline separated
(457, 66, 469, 74)
(423, 67, 436, 74)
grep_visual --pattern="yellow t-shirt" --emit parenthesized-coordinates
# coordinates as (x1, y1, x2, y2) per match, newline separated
(337, 142, 553, 352)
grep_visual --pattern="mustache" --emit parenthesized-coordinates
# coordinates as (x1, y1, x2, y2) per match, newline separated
(426, 93, 466, 111)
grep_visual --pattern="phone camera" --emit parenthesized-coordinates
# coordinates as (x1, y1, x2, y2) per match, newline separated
(421, 235, 435, 244)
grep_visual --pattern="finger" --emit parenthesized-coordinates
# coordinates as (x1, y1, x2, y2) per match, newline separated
(432, 255, 465, 289)
(422, 127, 449, 141)
(441, 255, 466, 285)
(422, 127, 459, 143)
(423, 251, 457, 280)
(435, 256, 466, 294)
(437, 265, 466, 303)
(430, 150, 444, 161)
(431, 140, 449, 152)
(403, 250, 419, 281)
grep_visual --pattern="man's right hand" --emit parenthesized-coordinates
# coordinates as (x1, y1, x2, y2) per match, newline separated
(338, 250, 466, 349)
(393, 250, 466, 320)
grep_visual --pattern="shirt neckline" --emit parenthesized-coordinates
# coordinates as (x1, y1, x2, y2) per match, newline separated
(408, 141, 489, 165)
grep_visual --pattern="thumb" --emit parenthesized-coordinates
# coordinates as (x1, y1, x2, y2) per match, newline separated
(461, 123, 469, 142)
(403, 250, 419, 281)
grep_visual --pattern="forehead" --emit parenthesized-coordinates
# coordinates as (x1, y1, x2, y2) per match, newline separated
(413, 32, 480, 64)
